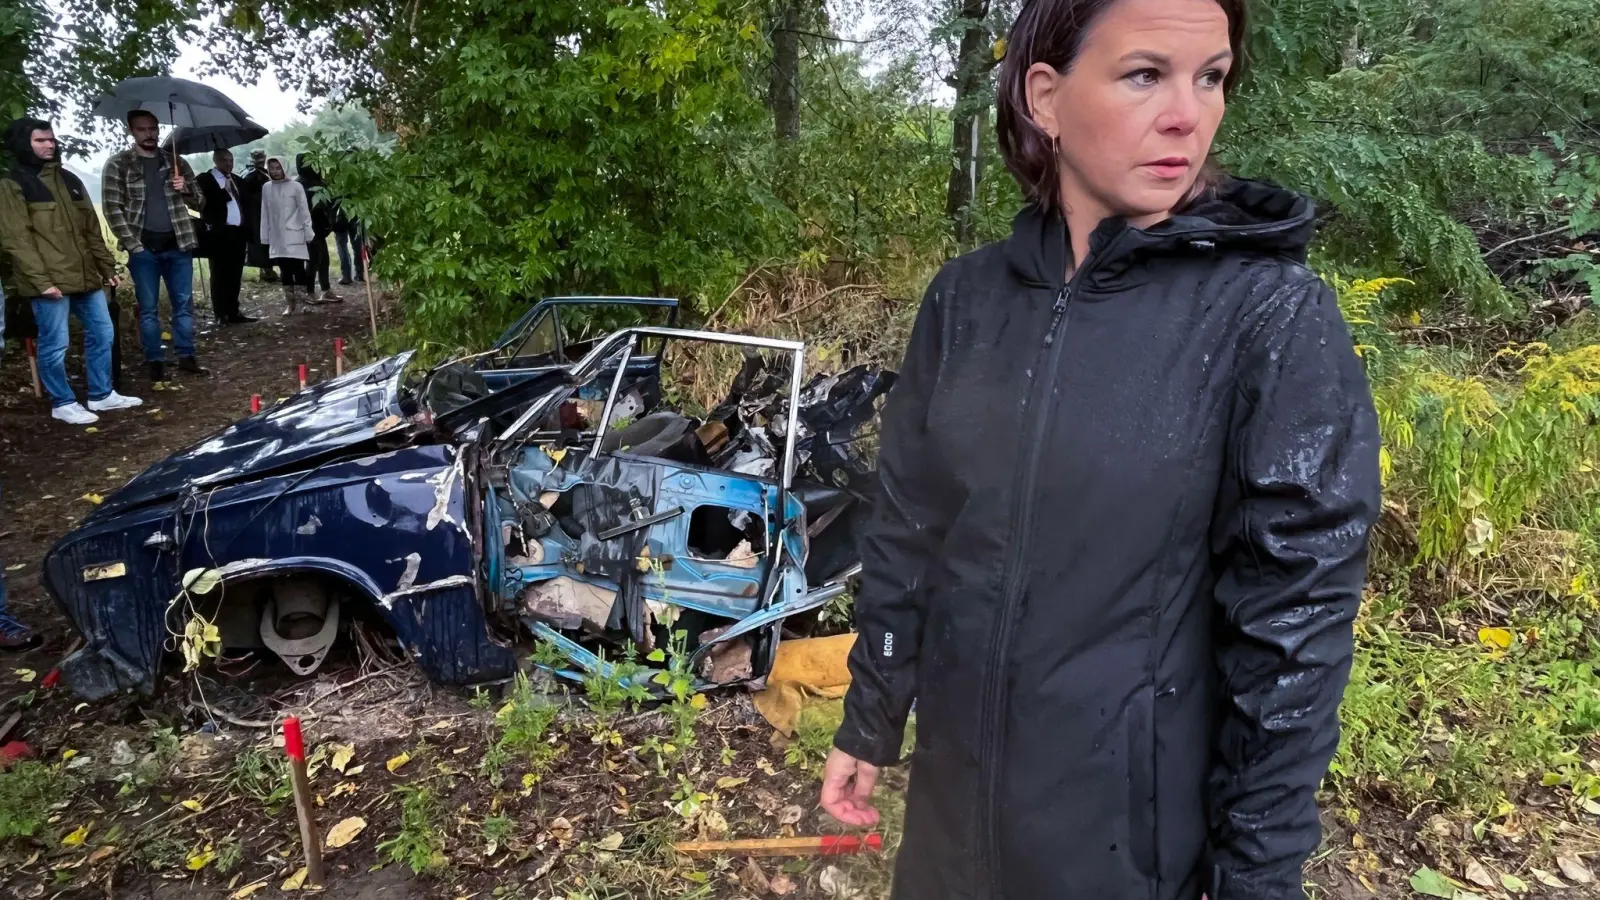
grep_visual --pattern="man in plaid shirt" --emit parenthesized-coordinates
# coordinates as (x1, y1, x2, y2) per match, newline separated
(102, 110, 209, 382)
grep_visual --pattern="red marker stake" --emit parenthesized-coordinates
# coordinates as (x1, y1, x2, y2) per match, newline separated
(282, 717, 325, 887)
(334, 338, 345, 376)
(672, 833, 885, 858)
(298, 364, 308, 391)
(250, 394, 262, 414)
(24, 338, 40, 399)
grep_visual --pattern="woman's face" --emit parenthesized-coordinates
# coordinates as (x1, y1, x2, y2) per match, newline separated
(267, 160, 285, 180)
(1026, 0, 1232, 225)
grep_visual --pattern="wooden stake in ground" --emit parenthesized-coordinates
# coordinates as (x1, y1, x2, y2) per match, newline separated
(298, 364, 308, 391)
(361, 247, 378, 342)
(23, 339, 40, 398)
(334, 338, 345, 376)
(673, 834, 884, 859)
(282, 717, 325, 886)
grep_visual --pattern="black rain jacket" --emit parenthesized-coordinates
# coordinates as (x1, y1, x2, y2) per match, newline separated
(835, 178, 1381, 900)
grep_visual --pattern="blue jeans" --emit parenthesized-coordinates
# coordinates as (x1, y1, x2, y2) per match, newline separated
(335, 229, 363, 282)
(32, 290, 114, 408)
(128, 248, 195, 362)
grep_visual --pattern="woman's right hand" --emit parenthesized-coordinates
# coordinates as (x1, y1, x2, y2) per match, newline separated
(820, 748, 881, 827)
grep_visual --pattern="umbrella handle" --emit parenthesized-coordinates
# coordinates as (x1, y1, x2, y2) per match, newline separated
(169, 101, 180, 177)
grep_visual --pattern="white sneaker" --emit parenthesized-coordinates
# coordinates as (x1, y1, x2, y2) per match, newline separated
(52, 403, 100, 426)
(88, 392, 144, 412)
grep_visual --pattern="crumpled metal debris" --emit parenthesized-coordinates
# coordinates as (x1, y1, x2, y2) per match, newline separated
(703, 352, 895, 488)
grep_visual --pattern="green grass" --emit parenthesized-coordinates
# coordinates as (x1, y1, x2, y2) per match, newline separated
(379, 783, 449, 875)
(0, 761, 71, 839)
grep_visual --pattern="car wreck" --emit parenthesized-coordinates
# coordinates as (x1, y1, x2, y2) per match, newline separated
(43, 297, 892, 700)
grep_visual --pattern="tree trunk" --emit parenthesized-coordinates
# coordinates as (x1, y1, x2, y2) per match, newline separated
(771, 0, 801, 143)
(945, 0, 991, 247)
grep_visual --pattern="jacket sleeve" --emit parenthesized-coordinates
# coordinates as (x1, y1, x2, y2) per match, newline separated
(0, 181, 53, 292)
(100, 157, 141, 254)
(1208, 277, 1380, 900)
(82, 201, 118, 282)
(834, 278, 956, 767)
(295, 185, 315, 241)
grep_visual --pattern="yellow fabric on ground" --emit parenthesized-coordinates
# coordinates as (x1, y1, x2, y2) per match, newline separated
(752, 633, 856, 735)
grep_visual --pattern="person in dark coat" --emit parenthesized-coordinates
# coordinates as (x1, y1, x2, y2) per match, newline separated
(238, 149, 278, 283)
(198, 149, 258, 324)
(820, 1, 1381, 899)
(296, 153, 340, 302)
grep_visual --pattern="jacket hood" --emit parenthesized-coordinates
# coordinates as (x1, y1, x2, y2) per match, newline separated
(1003, 177, 1317, 288)
(4, 117, 52, 169)
(295, 152, 324, 188)
(266, 155, 287, 180)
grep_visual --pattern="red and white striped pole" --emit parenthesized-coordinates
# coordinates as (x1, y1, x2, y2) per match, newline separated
(298, 364, 308, 391)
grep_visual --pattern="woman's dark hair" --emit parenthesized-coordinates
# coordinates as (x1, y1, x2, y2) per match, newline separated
(994, 0, 1247, 214)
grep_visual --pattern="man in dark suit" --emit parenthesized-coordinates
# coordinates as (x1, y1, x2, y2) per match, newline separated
(199, 149, 257, 324)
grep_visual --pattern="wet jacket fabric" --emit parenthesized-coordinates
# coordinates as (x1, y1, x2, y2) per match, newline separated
(0, 119, 118, 298)
(835, 178, 1380, 900)
(259, 159, 314, 261)
(101, 147, 205, 254)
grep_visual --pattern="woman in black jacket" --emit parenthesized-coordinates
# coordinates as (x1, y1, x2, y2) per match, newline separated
(820, 1, 1381, 899)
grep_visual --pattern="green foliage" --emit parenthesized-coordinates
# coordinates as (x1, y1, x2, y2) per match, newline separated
(483, 671, 563, 784)
(0, 761, 70, 839)
(647, 629, 705, 750)
(1227, 0, 1600, 309)
(236, 0, 783, 349)
(784, 700, 843, 772)
(227, 745, 292, 806)
(379, 783, 449, 875)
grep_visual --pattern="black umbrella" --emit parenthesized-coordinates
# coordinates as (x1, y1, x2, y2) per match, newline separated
(92, 76, 257, 169)
(162, 118, 270, 155)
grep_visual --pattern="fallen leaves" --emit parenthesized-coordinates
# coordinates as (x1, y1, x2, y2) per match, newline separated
(229, 882, 268, 899)
(1410, 866, 1455, 898)
(79, 493, 103, 505)
(186, 845, 216, 870)
(281, 866, 309, 891)
(1557, 854, 1594, 885)
(179, 797, 204, 813)
(15, 669, 37, 683)
(594, 831, 624, 852)
(741, 858, 770, 893)
(326, 816, 367, 849)
(769, 874, 797, 895)
(1463, 857, 1494, 888)
(385, 751, 411, 773)
(1477, 627, 1514, 651)
(329, 743, 355, 774)
(61, 824, 90, 847)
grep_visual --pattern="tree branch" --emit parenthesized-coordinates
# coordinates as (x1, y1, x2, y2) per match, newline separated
(772, 28, 877, 45)
(1483, 224, 1573, 258)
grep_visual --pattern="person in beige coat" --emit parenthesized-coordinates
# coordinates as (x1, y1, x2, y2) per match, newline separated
(258, 156, 314, 314)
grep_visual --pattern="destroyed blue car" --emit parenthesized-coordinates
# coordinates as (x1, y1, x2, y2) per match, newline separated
(43, 297, 889, 700)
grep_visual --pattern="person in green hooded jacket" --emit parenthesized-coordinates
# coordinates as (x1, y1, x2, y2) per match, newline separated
(0, 117, 143, 425)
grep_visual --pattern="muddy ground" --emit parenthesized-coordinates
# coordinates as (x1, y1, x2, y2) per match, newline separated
(0, 280, 1594, 899)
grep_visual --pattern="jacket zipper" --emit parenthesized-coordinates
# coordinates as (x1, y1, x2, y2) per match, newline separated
(976, 276, 1075, 896)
